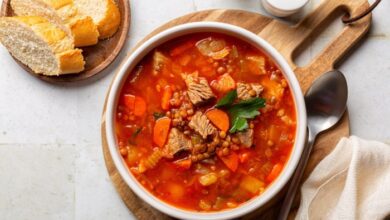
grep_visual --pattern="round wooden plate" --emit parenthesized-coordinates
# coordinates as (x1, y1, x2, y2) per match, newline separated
(0, 0, 130, 83)
(101, 0, 371, 219)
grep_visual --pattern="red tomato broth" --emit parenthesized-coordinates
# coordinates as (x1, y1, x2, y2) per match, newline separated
(115, 33, 297, 212)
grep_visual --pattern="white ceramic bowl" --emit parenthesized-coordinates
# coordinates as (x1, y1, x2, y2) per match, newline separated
(105, 22, 307, 220)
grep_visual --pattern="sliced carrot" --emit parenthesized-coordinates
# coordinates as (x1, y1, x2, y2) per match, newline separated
(211, 73, 236, 93)
(123, 94, 135, 110)
(170, 40, 195, 57)
(217, 151, 239, 172)
(173, 158, 192, 170)
(134, 96, 147, 116)
(153, 117, 171, 147)
(266, 163, 283, 182)
(206, 109, 229, 132)
(161, 86, 173, 110)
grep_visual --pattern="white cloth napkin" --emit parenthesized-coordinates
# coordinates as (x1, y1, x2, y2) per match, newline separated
(295, 136, 390, 220)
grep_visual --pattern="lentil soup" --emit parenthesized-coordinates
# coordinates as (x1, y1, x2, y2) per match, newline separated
(115, 33, 297, 212)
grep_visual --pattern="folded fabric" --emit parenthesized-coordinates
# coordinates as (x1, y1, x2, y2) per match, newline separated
(295, 136, 390, 220)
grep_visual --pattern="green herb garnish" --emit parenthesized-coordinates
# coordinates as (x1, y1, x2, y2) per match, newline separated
(128, 127, 142, 145)
(215, 90, 237, 108)
(216, 91, 266, 133)
(153, 112, 165, 120)
(228, 98, 265, 133)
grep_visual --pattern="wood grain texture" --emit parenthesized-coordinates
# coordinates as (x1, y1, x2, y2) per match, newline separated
(101, 0, 371, 219)
(0, 0, 130, 83)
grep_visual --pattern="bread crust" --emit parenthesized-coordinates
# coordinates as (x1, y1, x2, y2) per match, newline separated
(58, 49, 85, 74)
(11, 0, 99, 47)
(96, 0, 121, 39)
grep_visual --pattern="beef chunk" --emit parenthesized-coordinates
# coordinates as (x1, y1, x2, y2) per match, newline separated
(237, 82, 264, 100)
(182, 72, 215, 106)
(189, 111, 217, 139)
(164, 128, 192, 158)
(236, 129, 254, 148)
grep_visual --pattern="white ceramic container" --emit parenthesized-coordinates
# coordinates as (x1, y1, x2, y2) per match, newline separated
(262, 0, 309, 17)
(105, 22, 307, 220)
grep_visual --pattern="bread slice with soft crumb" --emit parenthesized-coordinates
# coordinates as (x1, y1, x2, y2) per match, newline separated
(73, 0, 120, 39)
(11, 0, 100, 47)
(0, 16, 85, 76)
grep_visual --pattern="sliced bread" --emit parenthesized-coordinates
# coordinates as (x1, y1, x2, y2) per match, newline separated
(73, 0, 120, 39)
(11, 0, 100, 47)
(0, 16, 85, 76)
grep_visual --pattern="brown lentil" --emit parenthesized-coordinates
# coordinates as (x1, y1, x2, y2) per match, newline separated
(222, 141, 230, 148)
(219, 131, 227, 139)
(186, 109, 194, 116)
(232, 137, 240, 144)
(217, 66, 226, 74)
(222, 148, 230, 156)
(249, 89, 257, 97)
(119, 148, 128, 156)
(180, 110, 187, 118)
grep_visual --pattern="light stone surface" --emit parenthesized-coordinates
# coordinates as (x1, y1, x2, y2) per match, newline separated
(0, 0, 389, 219)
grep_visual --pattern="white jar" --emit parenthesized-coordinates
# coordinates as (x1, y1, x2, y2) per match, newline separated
(261, 0, 309, 17)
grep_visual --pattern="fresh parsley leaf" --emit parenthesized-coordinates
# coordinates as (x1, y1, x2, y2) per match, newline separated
(228, 97, 266, 133)
(229, 117, 248, 133)
(153, 112, 165, 120)
(216, 90, 237, 108)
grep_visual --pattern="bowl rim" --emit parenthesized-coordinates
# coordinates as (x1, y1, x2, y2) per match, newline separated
(105, 21, 307, 220)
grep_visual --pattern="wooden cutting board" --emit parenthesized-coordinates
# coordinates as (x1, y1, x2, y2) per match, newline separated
(101, 0, 371, 219)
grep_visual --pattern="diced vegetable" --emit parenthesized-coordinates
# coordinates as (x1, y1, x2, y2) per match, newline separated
(167, 182, 185, 200)
(206, 109, 230, 132)
(123, 94, 135, 110)
(161, 86, 173, 110)
(246, 56, 266, 75)
(226, 201, 238, 208)
(199, 172, 218, 186)
(178, 54, 192, 66)
(170, 41, 195, 56)
(240, 175, 265, 194)
(199, 199, 212, 211)
(211, 73, 236, 93)
(152, 51, 170, 75)
(196, 37, 230, 60)
(266, 163, 283, 182)
(153, 117, 171, 147)
(173, 158, 192, 170)
(126, 145, 139, 166)
(133, 96, 147, 116)
(261, 78, 285, 102)
(217, 151, 239, 172)
(268, 125, 281, 143)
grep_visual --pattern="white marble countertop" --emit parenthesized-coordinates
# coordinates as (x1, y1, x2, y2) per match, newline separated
(0, 0, 389, 219)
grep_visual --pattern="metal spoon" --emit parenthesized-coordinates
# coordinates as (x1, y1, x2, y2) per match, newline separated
(277, 70, 348, 220)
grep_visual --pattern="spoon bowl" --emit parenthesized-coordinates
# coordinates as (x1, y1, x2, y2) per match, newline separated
(305, 70, 348, 134)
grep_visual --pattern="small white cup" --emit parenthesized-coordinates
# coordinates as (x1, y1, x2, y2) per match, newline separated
(262, 0, 309, 17)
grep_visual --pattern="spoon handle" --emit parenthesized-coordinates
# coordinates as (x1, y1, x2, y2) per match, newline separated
(277, 129, 316, 220)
